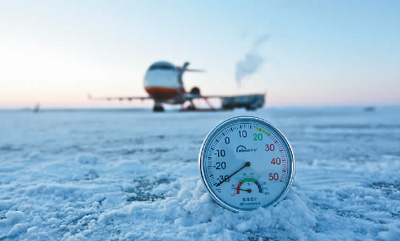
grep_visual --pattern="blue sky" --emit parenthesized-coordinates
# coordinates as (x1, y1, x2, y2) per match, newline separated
(0, 0, 399, 107)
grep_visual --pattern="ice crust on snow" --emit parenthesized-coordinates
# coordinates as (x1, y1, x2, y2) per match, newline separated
(0, 107, 399, 240)
(5, 211, 25, 224)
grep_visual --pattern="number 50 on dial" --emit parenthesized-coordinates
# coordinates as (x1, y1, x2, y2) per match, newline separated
(199, 116, 295, 212)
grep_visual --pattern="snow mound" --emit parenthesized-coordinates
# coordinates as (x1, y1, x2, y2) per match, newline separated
(0, 107, 399, 240)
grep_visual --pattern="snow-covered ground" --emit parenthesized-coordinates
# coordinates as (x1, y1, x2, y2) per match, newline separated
(0, 107, 399, 240)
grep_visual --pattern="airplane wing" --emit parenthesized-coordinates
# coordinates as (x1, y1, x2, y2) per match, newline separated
(87, 94, 152, 101)
(185, 93, 266, 110)
(184, 93, 231, 100)
(185, 93, 265, 100)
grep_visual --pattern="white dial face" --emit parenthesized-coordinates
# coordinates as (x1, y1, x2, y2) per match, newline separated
(199, 116, 295, 212)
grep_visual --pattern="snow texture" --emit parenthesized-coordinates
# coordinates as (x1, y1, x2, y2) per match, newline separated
(0, 107, 399, 240)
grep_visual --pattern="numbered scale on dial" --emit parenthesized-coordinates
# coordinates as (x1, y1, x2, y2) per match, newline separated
(199, 116, 295, 212)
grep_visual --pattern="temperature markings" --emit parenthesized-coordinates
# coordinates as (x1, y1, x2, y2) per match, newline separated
(256, 127, 270, 136)
(199, 117, 295, 211)
(237, 178, 263, 194)
(280, 164, 288, 183)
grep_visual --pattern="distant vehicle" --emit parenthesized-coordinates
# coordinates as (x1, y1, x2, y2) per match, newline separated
(89, 61, 265, 112)
(222, 95, 265, 110)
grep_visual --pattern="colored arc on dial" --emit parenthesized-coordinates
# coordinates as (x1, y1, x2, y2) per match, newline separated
(256, 127, 270, 136)
(237, 178, 263, 194)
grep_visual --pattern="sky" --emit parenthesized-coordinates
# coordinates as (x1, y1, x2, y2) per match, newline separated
(0, 0, 399, 108)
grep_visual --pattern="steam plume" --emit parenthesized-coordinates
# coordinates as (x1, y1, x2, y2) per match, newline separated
(235, 34, 270, 86)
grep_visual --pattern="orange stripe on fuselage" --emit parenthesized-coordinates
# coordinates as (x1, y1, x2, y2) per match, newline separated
(145, 87, 181, 100)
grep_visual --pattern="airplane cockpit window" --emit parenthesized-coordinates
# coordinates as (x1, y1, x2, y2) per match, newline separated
(149, 64, 175, 70)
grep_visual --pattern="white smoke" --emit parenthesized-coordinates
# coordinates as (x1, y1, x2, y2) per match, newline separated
(235, 34, 270, 86)
(235, 54, 264, 86)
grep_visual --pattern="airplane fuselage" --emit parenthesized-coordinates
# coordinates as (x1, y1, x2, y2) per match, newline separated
(143, 61, 185, 104)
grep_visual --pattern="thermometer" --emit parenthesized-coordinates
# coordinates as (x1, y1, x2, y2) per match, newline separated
(199, 116, 295, 212)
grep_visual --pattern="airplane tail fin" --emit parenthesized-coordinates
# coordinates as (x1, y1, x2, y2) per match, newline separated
(181, 62, 205, 72)
(181, 62, 190, 71)
(185, 69, 205, 72)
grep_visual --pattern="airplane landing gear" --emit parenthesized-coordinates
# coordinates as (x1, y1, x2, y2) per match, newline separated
(187, 104, 196, 110)
(153, 105, 164, 112)
(153, 103, 164, 112)
(187, 100, 196, 110)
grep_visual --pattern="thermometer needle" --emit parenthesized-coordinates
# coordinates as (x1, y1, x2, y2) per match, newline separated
(216, 162, 251, 187)
(233, 188, 252, 193)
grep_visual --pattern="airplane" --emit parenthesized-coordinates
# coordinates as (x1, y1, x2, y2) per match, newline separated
(88, 61, 265, 112)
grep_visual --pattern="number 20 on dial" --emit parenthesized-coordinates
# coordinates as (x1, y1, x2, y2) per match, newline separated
(199, 116, 295, 212)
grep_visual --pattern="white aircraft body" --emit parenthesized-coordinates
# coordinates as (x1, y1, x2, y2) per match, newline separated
(89, 61, 265, 112)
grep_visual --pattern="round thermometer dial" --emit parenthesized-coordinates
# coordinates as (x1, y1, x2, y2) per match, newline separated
(199, 116, 295, 212)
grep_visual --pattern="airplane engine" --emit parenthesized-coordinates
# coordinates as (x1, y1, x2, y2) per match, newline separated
(190, 87, 201, 96)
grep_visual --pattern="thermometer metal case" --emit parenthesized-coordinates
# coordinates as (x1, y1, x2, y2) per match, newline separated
(199, 116, 295, 212)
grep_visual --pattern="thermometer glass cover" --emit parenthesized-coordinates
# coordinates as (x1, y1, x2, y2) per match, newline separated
(199, 116, 295, 212)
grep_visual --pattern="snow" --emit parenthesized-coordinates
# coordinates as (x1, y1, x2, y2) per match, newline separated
(0, 107, 399, 240)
